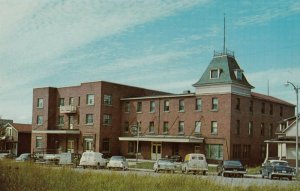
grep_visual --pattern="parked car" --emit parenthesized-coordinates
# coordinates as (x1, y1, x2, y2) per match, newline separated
(261, 160, 294, 180)
(153, 158, 176, 173)
(170, 155, 182, 162)
(181, 153, 208, 175)
(217, 160, 246, 178)
(0, 153, 9, 160)
(107, 156, 128, 170)
(15, 153, 31, 162)
(79, 151, 107, 169)
(59, 152, 81, 167)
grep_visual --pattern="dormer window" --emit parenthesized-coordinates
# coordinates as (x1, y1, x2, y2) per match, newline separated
(210, 69, 220, 79)
(234, 69, 243, 80)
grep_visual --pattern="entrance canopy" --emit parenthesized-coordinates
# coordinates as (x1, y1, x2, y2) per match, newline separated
(119, 135, 204, 143)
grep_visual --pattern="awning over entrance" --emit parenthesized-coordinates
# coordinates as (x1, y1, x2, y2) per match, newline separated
(119, 135, 204, 143)
(32, 130, 80, 135)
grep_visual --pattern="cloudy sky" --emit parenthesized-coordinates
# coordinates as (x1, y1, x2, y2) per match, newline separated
(0, 0, 300, 123)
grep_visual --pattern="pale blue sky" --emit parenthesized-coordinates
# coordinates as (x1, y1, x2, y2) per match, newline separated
(0, 0, 300, 123)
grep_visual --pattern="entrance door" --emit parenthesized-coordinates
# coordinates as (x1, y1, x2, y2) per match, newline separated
(151, 142, 162, 160)
(67, 139, 75, 153)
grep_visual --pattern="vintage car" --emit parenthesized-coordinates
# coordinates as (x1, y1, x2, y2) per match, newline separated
(79, 151, 107, 169)
(217, 160, 246, 178)
(153, 158, 176, 173)
(261, 160, 294, 180)
(15, 153, 31, 162)
(107, 156, 128, 170)
(181, 153, 208, 175)
(58, 152, 81, 167)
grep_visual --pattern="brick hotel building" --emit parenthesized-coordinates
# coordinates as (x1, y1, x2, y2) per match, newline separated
(31, 50, 295, 165)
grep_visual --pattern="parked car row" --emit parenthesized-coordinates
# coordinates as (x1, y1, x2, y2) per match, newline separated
(7, 151, 296, 180)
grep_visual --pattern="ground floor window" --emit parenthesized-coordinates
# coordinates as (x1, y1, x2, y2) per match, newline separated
(243, 145, 251, 158)
(83, 137, 94, 151)
(36, 136, 43, 149)
(205, 144, 223, 160)
(102, 138, 110, 152)
(128, 141, 141, 154)
(233, 144, 241, 158)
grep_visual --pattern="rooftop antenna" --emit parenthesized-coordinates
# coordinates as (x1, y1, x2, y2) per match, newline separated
(223, 13, 226, 54)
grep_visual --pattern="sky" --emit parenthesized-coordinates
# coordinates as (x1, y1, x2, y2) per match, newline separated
(0, 0, 300, 124)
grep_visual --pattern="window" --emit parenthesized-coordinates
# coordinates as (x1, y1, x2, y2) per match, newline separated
(150, 101, 155, 112)
(243, 145, 251, 158)
(280, 106, 283, 117)
(211, 121, 218, 134)
(59, 98, 64, 107)
(69, 97, 74, 106)
(163, 121, 169, 133)
(233, 144, 241, 158)
(37, 98, 43, 108)
(269, 124, 273, 138)
(104, 94, 112, 105)
(83, 137, 94, 151)
(67, 139, 75, 153)
(36, 136, 43, 148)
(128, 141, 141, 153)
(124, 121, 129, 132)
(86, 94, 95, 105)
(236, 98, 240, 111)
(195, 121, 201, 134)
(260, 122, 265, 136)
(149, 121, 154, 133)
(270, 104, 273, 115)
(68, 116, 74, 129)
(137, 102, 142, 113)
(234, 69, 243, 80)
(248, 121, 253, 136)
(195, 98, 202, 111)
(205, 144, 223, 160)
(235, 120, 240, 135)
(85, 114, 93, 125)
(178, 121, 184, 134)
(103, 114, 112, 125)
(249, 100, 253, 113)
(102, 138, 110, 152)
(212, 98, 218, 110)
(78, 97, 81, 106)
(261, 145, 266, 159)
(210, 69, 220, 79)
(124, 102, 130, 113)
(164, 100, 169, 112)
(261, 102, 265, 114)
(58, 115, 64, 126)
(37, 115, 43, 125)
(179, 99, 185, 112)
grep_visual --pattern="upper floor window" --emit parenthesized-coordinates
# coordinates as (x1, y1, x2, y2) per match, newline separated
(59, 98, 64, 107)
(163, 121, 169, 133)
(137, 102, 142, 113)
(248, 121, 253, 136)
(234, 69, 243, 80)
(195, 121, 201, 134)
(124, 102, 130, 113)
(261, 102, 265, 114)
(249, 100, 253, 113)
(150, 101, 155, 113)
(104, 94, 112, 105)
(211, 121, 218, 134)
(124, 121, 129, 132)
(236, 98, 240, 111)
(179, 99, 185, 112)
(69, 97, 75, 106)
(37, 98, 44, 108)
(149, 121, 154, 133)
(269, 104, 273, 115)
(195, 98, 202, 111)
(85, 114, 93, 125)
(269, 124, 273, 138)
(280, 106, 283, 117)
(235, 120, 240, 135)
(212, 98, 218, 110)
(86, 94, 95, 105)
(260, 123, 265, 136)
(37, 115, 43, 125)
(103, 114, 112, 125)
(58, 115, 64, 126)
(164, 100, 169, 112)
(210, 69, 220, 79)
(178, 121, 184, 134)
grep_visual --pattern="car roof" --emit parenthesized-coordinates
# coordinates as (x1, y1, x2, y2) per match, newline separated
(268, 160, 288, 163)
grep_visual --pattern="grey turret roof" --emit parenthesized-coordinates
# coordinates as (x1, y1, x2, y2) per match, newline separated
(193, 53, 254, 89)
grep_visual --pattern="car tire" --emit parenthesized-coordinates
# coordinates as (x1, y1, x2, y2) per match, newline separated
(203, 171, 206, 176)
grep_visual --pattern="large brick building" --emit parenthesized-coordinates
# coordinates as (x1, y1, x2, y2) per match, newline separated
(31, 51, 295, 165)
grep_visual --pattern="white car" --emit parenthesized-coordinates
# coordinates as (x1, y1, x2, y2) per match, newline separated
(181, 153, 208, 175)
(79, 151, 107, 169)
(107, 156, 128, 170)
(153, 158, 176, 173)
(15, 153, 31, 162)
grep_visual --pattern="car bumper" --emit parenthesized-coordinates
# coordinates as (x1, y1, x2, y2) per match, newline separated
(223, 170, 246, 174)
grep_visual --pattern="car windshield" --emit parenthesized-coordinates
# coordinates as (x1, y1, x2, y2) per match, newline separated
(110, 156, 125, 161)
(272, 161, 288, 166)
(158, 159, 173, 164)
(191, 156, 204, 160)
(224, 161, 242, 167)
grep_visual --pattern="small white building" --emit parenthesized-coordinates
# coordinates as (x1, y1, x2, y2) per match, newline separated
(265, 116, 300, 166)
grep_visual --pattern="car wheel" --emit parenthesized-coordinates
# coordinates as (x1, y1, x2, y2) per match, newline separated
(203, 171, 206, 176)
